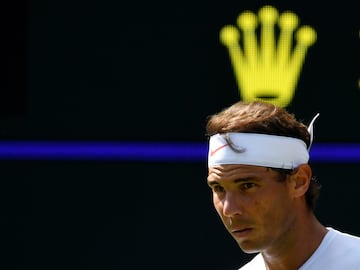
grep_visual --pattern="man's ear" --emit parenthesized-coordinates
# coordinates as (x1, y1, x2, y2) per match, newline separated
(289, 164, 312, 198)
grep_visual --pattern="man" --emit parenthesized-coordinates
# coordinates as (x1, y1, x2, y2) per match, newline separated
(206, 100, 360, 270)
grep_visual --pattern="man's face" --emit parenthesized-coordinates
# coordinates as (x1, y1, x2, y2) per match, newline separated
(207, 164, 297, 254)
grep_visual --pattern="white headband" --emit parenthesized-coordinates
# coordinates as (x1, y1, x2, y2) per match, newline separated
(208, 133, 309, 169)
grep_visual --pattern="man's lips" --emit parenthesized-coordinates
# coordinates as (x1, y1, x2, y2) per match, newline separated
(231, 228, 253, 238)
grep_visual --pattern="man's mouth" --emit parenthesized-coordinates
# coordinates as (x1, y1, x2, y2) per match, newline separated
(231, 228, 253, 238)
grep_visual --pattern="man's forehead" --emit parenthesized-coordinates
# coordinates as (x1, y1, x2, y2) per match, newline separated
(209, 164, 268, 172)
(207, 164, 271, 181)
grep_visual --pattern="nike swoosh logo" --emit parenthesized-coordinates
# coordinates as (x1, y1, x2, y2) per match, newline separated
(210, 143, 229, 157)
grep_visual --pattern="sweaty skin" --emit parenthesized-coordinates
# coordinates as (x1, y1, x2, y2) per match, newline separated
(207, 164, 327, 270)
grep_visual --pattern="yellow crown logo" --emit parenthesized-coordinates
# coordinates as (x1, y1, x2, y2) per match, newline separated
(220, 5, 317, 107)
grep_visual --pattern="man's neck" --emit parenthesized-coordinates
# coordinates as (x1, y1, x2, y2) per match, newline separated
(261, 213, 328, 270)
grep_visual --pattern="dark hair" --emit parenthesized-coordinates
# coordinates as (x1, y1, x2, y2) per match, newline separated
(206, 101, 321, 210)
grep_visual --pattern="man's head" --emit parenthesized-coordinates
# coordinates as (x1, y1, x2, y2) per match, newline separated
(206, 100, 310, 146)
(206, 101, 321, 253)
(206, 100, 320, 210)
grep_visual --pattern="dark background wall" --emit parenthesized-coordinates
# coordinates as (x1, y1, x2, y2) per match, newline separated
(1, 0, 359, 269)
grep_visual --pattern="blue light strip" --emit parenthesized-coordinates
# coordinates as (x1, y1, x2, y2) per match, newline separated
(0, 141, 358, 162)
(309, 143, 360, 162)
(0, 141, 207, 161)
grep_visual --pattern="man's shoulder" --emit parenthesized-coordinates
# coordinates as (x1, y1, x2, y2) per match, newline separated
(329, 227, 360, 250)
(299, 227, 360, 269)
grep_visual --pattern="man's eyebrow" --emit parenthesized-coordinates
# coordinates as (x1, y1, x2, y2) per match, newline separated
(207, 177, 259, 186)
(207, 179, 218, 187)
(234, 177, 259, 183)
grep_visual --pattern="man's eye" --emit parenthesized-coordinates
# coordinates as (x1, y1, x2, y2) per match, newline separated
(242, 183, 256, 190)
(213, 185, 225, 193)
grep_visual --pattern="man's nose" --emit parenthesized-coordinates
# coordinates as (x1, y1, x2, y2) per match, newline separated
(222, 192, 244, 217)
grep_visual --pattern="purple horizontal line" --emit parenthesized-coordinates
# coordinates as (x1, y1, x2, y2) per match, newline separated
(309, 143, 360, 162)
(0, 141, 358, 162)
(0, 141, 207, 161)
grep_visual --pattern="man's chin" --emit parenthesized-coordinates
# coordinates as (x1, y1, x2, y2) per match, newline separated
(236, 240, 262, 254)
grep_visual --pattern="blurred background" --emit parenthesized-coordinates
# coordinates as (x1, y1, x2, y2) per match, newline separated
(1, 0, 359, 269)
